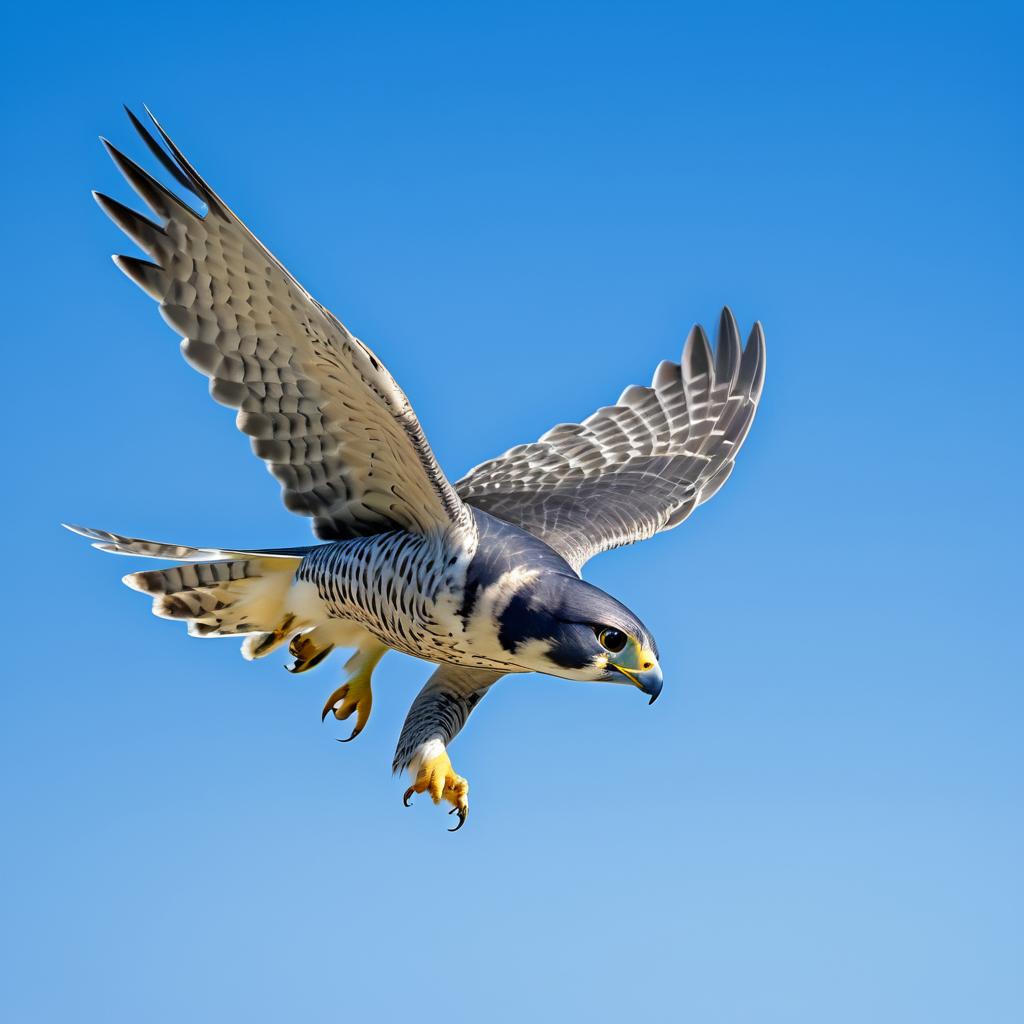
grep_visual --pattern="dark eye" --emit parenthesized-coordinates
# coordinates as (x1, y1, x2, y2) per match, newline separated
(597, 627, 628, 653)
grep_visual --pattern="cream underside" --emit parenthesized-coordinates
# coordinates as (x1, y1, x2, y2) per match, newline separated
(275, 578, 378, 656)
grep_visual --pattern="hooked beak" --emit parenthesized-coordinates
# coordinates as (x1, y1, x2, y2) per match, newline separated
(609, 649, 664, 705)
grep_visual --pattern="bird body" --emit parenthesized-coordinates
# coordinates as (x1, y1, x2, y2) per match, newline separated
(68, 108, 766, 829)
(294, 510, 580, 672)
(296, 526, 476, 664)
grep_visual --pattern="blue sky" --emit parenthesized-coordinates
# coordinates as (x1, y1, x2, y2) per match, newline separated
(1, 2, 1021, 1021)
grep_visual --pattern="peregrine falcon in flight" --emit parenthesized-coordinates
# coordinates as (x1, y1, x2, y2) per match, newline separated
(68, 108, 766, 830)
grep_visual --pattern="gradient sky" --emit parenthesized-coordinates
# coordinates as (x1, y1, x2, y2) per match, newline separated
(2, 3, 1021, 1021)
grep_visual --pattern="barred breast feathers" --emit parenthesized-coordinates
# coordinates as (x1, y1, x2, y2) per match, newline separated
(295, 529, 476, 660)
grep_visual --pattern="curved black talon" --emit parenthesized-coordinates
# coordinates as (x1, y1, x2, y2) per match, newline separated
(321, 687, 347, 722)
(448, 806, 468, 832)
(336, 727, 361, 744)
(403, 787, 415, 807)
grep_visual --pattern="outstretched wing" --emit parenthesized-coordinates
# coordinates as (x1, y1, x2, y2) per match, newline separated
(95, 108, 470, 541)
(456, 308, 765, 570)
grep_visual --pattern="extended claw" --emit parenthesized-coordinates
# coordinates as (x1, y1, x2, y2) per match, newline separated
(321, 681, 372, 740)
(320, 689, 340, 723)
(401, 748, 469, 831)
(320, 645, 384, 740)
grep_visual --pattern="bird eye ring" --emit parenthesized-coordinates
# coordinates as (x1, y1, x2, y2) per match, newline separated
(597, 627, 628, 653)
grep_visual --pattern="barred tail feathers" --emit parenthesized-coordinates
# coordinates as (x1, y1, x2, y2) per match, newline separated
(123, 555, 305, 642)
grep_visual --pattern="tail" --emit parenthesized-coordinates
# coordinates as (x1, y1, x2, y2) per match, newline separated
(64, 524, 310, 651)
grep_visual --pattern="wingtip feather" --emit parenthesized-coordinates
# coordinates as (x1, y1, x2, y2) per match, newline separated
(123, 104, 198, 197)
(93, 191, 167, 259)
(739, 322, 767, 401)
(714, 306, 742, 386)
(682, 323, 713, 383)
(112, 253, 168, 300)
(140, 106, 226, 217)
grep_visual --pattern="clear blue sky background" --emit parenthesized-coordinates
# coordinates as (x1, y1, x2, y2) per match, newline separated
(1, 3, 1020, 1021)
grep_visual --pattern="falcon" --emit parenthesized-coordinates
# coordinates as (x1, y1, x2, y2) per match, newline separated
(67, 108, 766, 830)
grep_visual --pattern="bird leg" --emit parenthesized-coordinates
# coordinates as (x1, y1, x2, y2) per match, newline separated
(403, 743, 469, 831)
(321, 643, 386, 742)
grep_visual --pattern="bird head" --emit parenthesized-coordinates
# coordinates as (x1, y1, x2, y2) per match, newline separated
(495, 573, 663, 703)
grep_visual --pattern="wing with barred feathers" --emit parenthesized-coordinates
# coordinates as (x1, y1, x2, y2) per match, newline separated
(456, 308, 765, 571)
(94, 107, 471, 543)
(61, 523, 310, 561)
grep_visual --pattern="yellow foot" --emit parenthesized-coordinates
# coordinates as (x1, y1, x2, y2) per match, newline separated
(403, 748, 469, 831)
(286, 631, 334, 674)
(321, 646, 385, 742)
(321, 676, 372, 742)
